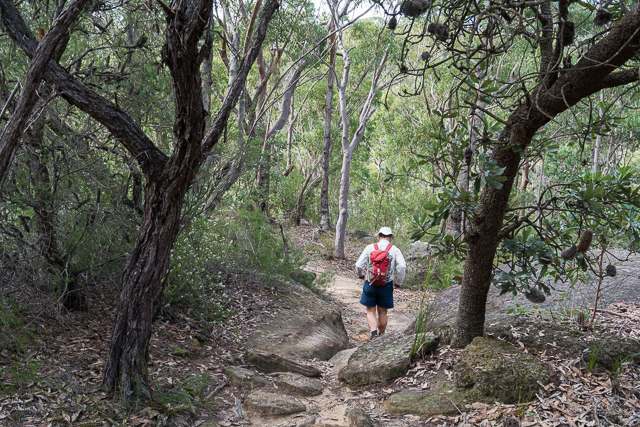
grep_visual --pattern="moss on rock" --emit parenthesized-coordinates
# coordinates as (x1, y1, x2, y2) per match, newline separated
(453, 337, 555, 403)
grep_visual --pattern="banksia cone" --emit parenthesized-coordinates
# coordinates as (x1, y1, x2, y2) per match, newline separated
(538, 252, 553, 265)
(576, 311, 586, 326)
(388, 16, 398, 30)
(576, 229, 594, 253)
(428, 22, 449, 42)
(400, 0, 430, 17)
(594, 9, 612, 26)
(562, 21, 575, 45)
(525, 288, 546, 303)
(605, 264, 617, 277)
(561, 246, 578, 260)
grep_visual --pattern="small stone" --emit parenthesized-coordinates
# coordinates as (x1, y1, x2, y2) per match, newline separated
(346, 406, 374, 427)
(244, 390, 306, 416)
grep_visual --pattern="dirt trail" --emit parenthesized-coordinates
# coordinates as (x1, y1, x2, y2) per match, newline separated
(327, 272, 415, 340)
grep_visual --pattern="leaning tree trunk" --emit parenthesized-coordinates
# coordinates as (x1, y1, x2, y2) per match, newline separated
(334, 149, 353, 257)
(103, 170, 196, 396)
(452, 6, 640, 346)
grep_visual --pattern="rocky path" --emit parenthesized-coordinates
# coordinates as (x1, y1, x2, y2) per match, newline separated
(236, 263, 422, 427)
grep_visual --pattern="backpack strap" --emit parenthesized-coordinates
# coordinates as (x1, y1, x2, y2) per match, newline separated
(373, 243, 379, 251)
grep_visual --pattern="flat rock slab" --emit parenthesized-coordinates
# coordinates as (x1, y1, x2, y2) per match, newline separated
(432, 249, 640, 326)
(275, 373, 323, 397)
(244, 281, 351, 361)
(245, 348, 322, 377)
(339, 333, 438, 385)
(223, 366, 267, 391)
(244, 390, 306, 416)
(486, 314, 640, 370)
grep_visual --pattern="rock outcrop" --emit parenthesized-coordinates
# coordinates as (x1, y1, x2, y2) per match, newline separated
(244, 281, 351, 361)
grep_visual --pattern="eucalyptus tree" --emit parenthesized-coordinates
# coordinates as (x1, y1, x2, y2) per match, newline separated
(0, 0, 280, 397)
(383, 0, 640, 346)
(327, 7, 392, 258)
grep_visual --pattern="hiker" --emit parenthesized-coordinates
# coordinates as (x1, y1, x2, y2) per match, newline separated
(355, 226, 406, 339)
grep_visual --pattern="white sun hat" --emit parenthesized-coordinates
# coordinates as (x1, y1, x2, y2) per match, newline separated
(378, 226, 394, 236)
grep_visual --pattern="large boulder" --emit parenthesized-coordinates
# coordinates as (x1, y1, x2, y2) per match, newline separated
(385, 336, 556, 416)
(486, 315, 640, 370)
(244, 390, 306, 416)
(339, 333, 438, 386)
(244, 281, 351, 361)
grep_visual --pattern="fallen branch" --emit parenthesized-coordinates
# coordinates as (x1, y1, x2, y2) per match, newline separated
(589, 307, 637, 320)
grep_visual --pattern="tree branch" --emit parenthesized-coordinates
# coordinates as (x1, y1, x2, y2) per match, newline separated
(0, 0, 168, 178)
(0, 0, 90, 187)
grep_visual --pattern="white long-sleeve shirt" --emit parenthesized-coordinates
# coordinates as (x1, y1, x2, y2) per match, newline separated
(355, 239, 406, 286)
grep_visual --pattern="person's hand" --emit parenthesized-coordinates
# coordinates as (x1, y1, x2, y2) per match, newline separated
(394, 283, 402, 289)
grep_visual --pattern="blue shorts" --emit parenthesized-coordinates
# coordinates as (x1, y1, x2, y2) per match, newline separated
(360, 280, 394, 309)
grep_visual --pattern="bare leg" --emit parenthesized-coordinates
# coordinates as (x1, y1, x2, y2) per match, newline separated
(366, 306, 378, 333)
(377, 307, 388, 335)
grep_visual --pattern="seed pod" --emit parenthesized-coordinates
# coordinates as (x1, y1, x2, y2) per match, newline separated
(428, 22, 449, 42)
(576, 229, 594, 253)
(400, 0, 431, 17)
(594, 8, 612, 26)
(400, 63, 409, 73)
(562, 21, 575, 45)
(538, 252, 553, 265)
(605, 264, 617, 277)
(525, 288, 546, 304)
(388, 16, 398, 30)
(561, 246, 578, 260)
(421, 51, 431, 61)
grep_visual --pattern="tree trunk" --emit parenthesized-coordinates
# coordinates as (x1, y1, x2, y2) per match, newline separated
(320, 30, 336, 231)
(334, 149, 353, 257)
(100, 0, 280, 398)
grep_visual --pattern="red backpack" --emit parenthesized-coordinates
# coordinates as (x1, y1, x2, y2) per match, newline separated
(369, 243, 393, 286)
